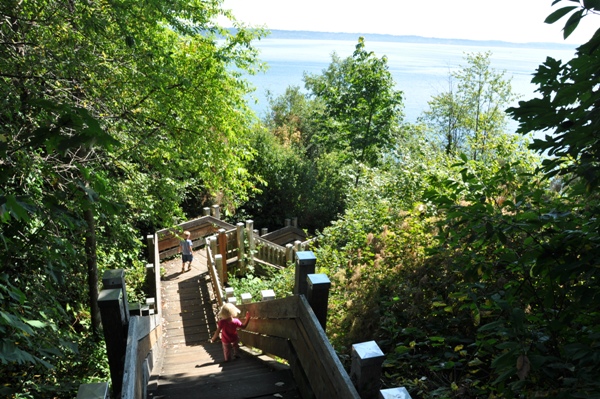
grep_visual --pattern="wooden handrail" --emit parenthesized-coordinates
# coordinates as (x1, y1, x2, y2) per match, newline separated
(98, 213, 315, 398)
(156, 215, 312, 268)
(120, 234, 163, 399)
(237, 296, 361, 399)
(206, 243, 224, 306)
(121, 314, 161, 399)
(156, 215, 232, 259)
(205, 234, 361, 398)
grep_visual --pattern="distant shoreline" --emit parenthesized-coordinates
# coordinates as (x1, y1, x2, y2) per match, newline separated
(250, 29, 577, 50)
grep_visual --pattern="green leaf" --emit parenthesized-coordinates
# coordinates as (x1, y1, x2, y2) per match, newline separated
(583, 0, 600, 10)
(25, 320, 47, 329)
(4, 195, 31, 222)
(491, 347, 519, 369)
(511, 308, 525, 331)
(0, 340, 36, 364)
(563, 9, 584, 38)
(478, 320, 504, 332)
(544, 6, 577, 24)
(468, 358, 484, 366)
(472, 305, 481, 326)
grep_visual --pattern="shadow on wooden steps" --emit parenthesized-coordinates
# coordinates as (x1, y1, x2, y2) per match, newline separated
(148, 256, 300, 399)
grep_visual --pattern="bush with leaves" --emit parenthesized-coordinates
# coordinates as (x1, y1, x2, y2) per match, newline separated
(226, 266, 295, 303)
(0, 0, 264, 396)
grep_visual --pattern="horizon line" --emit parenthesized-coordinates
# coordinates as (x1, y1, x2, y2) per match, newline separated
(234, 28, 578, 49)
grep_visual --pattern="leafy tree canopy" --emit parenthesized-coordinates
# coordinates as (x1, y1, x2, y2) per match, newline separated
(0, 0, 265, 396)
(421, 51, 517, 160)
(304, 37, 404, 170)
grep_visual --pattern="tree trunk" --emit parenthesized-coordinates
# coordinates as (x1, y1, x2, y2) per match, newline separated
(84, 205, 102, 339)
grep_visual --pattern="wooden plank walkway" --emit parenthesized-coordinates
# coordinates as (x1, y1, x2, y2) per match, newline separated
(147, 250, 301, 399)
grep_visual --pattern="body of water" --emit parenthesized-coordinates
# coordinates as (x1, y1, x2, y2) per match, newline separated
(243, 38, 576, 125)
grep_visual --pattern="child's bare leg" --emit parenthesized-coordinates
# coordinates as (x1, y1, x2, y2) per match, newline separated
(222, 342, 232, 362)
(233, 341, 240, 359)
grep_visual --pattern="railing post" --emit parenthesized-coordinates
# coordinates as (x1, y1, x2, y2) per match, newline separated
(152, 233, 162, 316)
(246, 220, 255, 268)
(211, 204, 220, 219)
(205, 236, 211, 262)
(292, 217, 298, 228)
(225, 287, 234, 299)
(203, 206, 210, 216)
(146, 234, 155, 265)
(379, 387, 412, 399)
(285, 243, 294, 264)
(145, 263, 156, 302)
(98, 288, 128, 397)
(261, 289, 275, 301)
(102, 269, 129, 323)
(241, 293, 252, 304)
(209, 235, 217, 258)
(285, 218, 291, 227)
(350, 341, 385, 399)
(294, 251, 316, 296)
(215, 254, 224, 285)
(307, 273, 331, 332)
(236, 222, 245, 273)
(218, 229, 228, 280)
(261, 227, 268, 236)
(129, 302, 141, 316)
(76, 382, 110, 399)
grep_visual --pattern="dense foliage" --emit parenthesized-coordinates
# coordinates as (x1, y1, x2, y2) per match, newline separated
(3, 0, 600, 398)
(313, 3, 600, 398)
(243, 2, 600, 398)
(238, 38, 405, 231)
(420, 51, 517, 159)
(1, 0, 264, 397)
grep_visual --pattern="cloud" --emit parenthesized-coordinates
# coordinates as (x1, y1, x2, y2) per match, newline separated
(220, 0, 598, 44)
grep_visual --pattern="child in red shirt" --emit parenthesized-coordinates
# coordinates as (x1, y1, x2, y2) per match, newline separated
(211, 303, 250, 361)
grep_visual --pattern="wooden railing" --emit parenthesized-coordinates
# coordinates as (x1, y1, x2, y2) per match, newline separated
(206, 235, 413, 399)
(155, 215, 232, 259)
(238, 296, 362, 399)
(204, 236, 363, 399)
(78, 231, 163, 399)
(202, 218, 313, 287)
(155, 210, 310, 269)
(78, 207, 411, 398)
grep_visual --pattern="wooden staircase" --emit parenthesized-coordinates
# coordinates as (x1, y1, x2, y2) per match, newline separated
(147, 251, 301, 399)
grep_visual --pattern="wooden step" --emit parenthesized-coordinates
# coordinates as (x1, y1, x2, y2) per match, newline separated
(149, 256, 301, 399)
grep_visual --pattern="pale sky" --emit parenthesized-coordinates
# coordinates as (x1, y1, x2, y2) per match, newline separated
(219, 0, 598, 45)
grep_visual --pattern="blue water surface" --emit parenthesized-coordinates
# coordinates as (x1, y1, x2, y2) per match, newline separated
(242, 38, 576, 125)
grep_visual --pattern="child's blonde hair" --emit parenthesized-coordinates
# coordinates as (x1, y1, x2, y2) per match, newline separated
(183, 230, 191, 238)
(218, 303, 241, 319)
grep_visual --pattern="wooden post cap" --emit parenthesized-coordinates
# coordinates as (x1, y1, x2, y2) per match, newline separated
(241, 293, 253, 304)
(261, 289, 275, 301)
(379, 387, 412, 399)
(352, 340, 385, 366)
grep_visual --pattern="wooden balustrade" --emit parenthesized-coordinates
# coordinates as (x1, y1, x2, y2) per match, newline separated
(203, 221, 311, 274)
(237, 295, 361, 399)
(209, 250, 413, 399)
(75, 382, 109, 398)
(206, 240, 224, 305)
(84, 212, 414, 399)
(155, 213, 233, 260)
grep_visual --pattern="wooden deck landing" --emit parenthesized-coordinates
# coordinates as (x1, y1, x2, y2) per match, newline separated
(147, 251, 301, 399)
